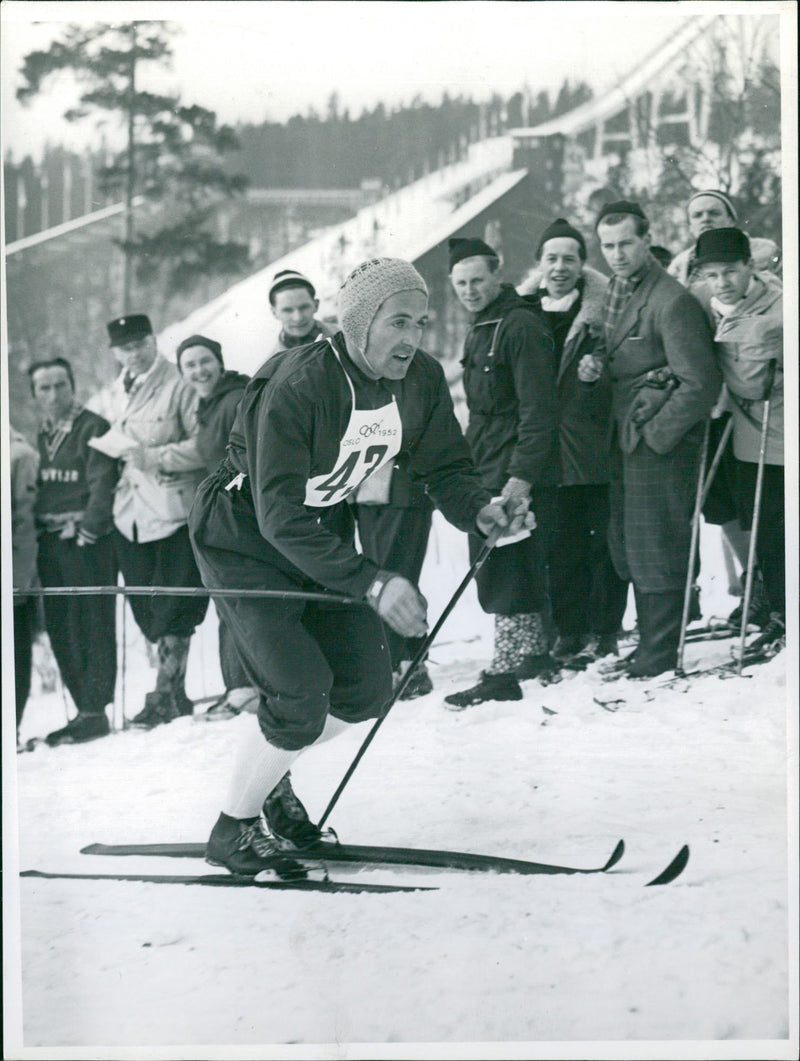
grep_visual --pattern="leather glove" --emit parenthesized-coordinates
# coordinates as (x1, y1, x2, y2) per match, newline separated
(577, 354, 604, 383)
(476, 496, 536, 540)
(366, 570, 428, 638)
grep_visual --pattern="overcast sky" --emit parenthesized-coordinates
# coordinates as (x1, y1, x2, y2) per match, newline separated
(0, 1, 785, 162)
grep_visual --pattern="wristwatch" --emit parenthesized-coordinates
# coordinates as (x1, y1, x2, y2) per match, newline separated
(366, 570, 392, 608)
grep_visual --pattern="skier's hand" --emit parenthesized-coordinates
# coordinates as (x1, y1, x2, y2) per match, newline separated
(476, 497, 536, 540)
(367, 572, 428, 639)
(578, 354, 604, 383)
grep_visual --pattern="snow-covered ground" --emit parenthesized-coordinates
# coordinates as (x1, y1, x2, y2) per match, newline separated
(4, 516, 797, 1059)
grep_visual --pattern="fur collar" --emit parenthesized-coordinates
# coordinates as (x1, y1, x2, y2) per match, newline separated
(518, 265, 608, 347)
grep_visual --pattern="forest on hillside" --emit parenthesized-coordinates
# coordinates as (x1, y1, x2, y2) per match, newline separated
(228, 82, 593, 189)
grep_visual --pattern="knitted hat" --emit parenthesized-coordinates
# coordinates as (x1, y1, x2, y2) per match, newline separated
(448, 237, 499, 272)
(595, 200, 649, 228)
(687, 190, 738, 222)
(337, 258, 428, 355)
(536, 218, 587, 261)
(107, 314, 153, 347)
(176, 334, 224, 370)
(694, 227, 751, 266)
(269, 269, 316, 305)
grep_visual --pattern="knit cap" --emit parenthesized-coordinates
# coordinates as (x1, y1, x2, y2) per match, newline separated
(536, 218, 587, 260)
(687, 189, 737, 222)
(448, 237, 499, 272)
(337, 258, 428, 355)
(176, 334, 224, 369)
(269, 268, 316, 304)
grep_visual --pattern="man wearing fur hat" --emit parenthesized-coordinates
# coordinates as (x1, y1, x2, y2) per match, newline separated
(518, 219, 628, 663)
(443, 236, 560, 708)
(581, 202, 721, 678)
(189, 257, 531, 875)
(692, 227, 785, 654)
(89, 314, 209, 728)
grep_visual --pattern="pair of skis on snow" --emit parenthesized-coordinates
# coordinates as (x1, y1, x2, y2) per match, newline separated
(21, 836, 690, 895)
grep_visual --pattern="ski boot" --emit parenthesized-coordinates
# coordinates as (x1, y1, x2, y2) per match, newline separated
(443, 671, 522, 711)
(45, 712, 110, 746)
(206, 812, 307, 879)
(262, 774, 323, 850)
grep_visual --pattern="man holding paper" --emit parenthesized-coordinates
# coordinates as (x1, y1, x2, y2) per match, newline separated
(88, 314, 209, 728)
(29, 357, 119, 745)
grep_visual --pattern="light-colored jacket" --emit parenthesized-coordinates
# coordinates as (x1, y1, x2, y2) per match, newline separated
(268, 320, 337, 358)
(695, 273, 783, 465)
(11, 427, 39, 593)
(88, 356, 206, 542)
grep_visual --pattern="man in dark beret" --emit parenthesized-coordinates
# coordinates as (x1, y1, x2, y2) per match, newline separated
(88, 314, 209, 727)
(580, 202, 721, 678)
(444, 236, 561, 707)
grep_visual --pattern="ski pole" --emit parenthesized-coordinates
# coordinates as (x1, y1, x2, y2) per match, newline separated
(676, 419, 711, 676)
(318, 524, 503, 829)
(737, 360, 778, 676)
(697, 416, 734, 512)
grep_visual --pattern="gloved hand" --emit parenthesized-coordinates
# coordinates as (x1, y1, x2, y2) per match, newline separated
(476, 496, 536, 540)
(577, 354, 604, 383)
(366, 571, 428, 638)
(501, 476, 531, 502)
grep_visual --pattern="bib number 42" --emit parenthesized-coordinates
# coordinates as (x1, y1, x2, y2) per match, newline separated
(316, 444, 389, 503)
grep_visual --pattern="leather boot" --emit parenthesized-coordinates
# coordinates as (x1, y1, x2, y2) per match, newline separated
(627, 589, 684, 678)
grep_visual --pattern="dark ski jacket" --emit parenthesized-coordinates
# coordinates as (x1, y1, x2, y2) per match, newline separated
(195, 370, 250, 474)
(460, 283, 559, 492)
(195, 333, 490, 597)
(34, 407, 119, 543)
(519, 266, 612, 485)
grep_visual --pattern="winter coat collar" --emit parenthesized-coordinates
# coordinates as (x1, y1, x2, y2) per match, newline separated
(197, 370, 249, 412)
(472, 283, 526, 326)
(518, 265, 608, 350)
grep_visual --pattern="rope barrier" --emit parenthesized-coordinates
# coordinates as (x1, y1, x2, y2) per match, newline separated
(13, 585, 365, 605)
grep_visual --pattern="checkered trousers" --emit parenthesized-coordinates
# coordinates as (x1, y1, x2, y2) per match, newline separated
(607, 423, 705, 593)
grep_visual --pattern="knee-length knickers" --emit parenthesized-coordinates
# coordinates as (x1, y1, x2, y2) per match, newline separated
(190, 470, 392, 751)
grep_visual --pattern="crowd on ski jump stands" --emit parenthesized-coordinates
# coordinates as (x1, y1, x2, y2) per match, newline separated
(11, 187, 784, 854)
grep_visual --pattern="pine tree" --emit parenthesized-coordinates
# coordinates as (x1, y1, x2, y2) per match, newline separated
(16, 21, 249, 311)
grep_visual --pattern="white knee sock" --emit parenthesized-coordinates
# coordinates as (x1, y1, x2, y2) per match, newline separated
(221, 713, 351, 819)
(222, 718, 301, 819)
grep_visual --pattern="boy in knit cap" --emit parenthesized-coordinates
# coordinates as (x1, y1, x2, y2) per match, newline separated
(268, 269, 337, 355)
(189, 257, 531, 875)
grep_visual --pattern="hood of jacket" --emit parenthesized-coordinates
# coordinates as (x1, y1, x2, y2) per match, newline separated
(517, 265, 608, 347)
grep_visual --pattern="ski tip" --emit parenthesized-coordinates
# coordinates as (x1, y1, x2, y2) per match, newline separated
(645, 844, 690, 886)
(80, 844, 103, 855)
(604, 839, 625, 871)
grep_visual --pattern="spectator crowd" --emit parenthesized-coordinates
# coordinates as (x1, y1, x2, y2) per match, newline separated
(10, 188, 784, 777)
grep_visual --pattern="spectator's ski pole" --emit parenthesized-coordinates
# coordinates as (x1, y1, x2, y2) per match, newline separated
(737, 360, 777, 676)
(676, 419, 710, 676)
(318, 525, 503, 829)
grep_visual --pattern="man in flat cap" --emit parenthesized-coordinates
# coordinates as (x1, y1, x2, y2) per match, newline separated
(580, 202, 721, 678)
(89, 314, 209, 726)
(692, 227, 784, 654)
(189, 257, 530, 873)
(444, 236, 560, 708)
(268, 269, 337, 356)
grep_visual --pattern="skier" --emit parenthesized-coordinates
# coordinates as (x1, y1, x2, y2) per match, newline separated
(443, 237, 560, 708)
(189, 257, 531, 875)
